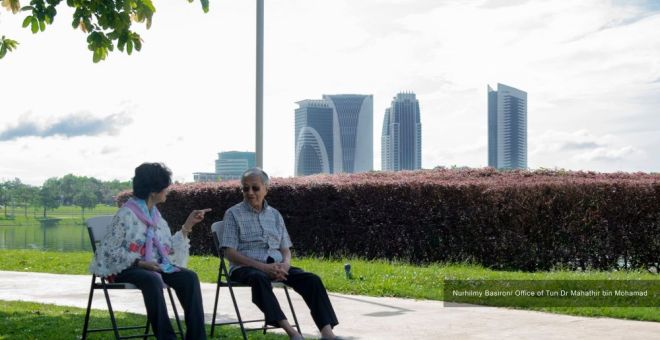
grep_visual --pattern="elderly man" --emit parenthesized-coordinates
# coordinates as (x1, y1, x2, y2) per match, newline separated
(221, 168, 340, 340)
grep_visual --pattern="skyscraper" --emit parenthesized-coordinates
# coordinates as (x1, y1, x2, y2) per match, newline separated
(381, 92, 422, 171)
(215, 151, 256, 180)
(294, 94, 373, 175)
(294, 100, 334, 176)
(488, 83, 527, 169)
(323, 94, 373, 173)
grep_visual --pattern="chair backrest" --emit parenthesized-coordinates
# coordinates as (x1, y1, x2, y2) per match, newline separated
(210, 221, 225, 257)
(86, 215, 114, 252)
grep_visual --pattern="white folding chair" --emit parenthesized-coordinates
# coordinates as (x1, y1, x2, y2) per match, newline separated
(209, 220, 301, 339)
(81, 215, 184, 339)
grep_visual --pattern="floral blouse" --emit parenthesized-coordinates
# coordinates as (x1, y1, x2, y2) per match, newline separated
(89, 206, 190, 277)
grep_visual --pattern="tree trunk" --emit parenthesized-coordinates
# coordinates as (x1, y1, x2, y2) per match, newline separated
(43, 207, 47, 218)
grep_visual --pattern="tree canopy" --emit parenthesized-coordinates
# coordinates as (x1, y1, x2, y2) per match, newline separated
(1, 0, 209, 62)
(0, 175, 131, 217)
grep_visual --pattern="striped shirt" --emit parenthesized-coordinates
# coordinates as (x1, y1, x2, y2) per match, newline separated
(221, 200, 293, 272)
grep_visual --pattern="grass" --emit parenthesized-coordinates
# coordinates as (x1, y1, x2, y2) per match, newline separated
(0, 204, 118, 225)
(0, 249, 658, 323)
(0, 300, 287, 339)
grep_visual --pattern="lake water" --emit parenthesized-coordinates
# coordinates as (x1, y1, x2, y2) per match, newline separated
(0, 222, 92, 252)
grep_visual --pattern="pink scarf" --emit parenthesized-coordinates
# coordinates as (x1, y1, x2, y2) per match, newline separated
(123, 198, 179, 277)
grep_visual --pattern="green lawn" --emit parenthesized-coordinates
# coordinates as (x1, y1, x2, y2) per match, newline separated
(0, 300, 287, 339)
(1, 249, 658, 322)
(0, 204, 117, 225)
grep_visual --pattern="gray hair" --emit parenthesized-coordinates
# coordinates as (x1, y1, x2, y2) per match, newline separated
(241, 167, 270, 187)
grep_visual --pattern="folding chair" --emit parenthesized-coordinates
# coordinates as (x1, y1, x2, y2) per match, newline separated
(82, 215, 184, 339)
(209, 221, 301, 339)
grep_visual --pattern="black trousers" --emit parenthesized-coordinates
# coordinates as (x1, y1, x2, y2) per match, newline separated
(230, 266, 339, 331)
(115, 267, 207, 340)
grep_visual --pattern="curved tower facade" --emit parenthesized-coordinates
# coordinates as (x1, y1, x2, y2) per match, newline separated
(323, 94, 373, 173)
(294, 100, 334, 176)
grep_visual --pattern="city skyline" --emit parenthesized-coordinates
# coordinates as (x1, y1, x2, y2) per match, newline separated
(1, 1, 659, 185)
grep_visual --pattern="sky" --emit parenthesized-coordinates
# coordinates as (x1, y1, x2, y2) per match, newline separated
(1, 0, 659, 185)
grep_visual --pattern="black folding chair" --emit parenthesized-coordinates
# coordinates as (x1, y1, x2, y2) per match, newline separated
(82, 215, 184, 339)
(209, 221, 301, 339)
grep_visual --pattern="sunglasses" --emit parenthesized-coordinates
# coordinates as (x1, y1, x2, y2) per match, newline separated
(242, 185, 261, 193)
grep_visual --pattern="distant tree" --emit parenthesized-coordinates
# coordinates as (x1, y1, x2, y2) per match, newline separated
(0, 182, 8, 217)
(38, 178, 61, 218)
(1, 0, 209, 61)
(100, 179, 131, 205)
(74, 189, 97, 218)
(2, 178, 23, 217)
(59, 174, 78, 205)
(88, 177, 104, 203)
(16, 184, 37, 217)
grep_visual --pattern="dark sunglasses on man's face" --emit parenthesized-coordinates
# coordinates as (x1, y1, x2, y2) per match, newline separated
(242, 185, 261, 193)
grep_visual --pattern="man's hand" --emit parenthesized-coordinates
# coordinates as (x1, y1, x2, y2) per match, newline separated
(277, 262, 291, 273)
(262, 263, 288, 281)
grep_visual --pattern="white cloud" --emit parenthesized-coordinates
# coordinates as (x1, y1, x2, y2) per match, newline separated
(575, 145, 643, 162)
(0, 0, 659, 185)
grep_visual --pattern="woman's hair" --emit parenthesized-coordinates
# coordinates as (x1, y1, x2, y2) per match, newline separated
(240, 167, 270, 187)
(132, 162, 172, 200)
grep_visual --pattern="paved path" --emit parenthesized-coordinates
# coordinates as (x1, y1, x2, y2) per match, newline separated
(0, 271, 658, 339)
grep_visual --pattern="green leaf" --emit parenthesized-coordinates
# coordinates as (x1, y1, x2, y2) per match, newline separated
(22, 15, 32, 28)
(20, 6, 33, 11)
(133, 37, 141, 51)
(92, 49, 100, 63)
(30, 17, 39, 34)
(126, 39, 133, 55)
(140, 0, 156, 12)
(0, 45, 7, 59)
(117, 34, 126, 52)
(201, 0, 209, 13)
(39, 19, 46, 32)
(3, 0, 21, 14)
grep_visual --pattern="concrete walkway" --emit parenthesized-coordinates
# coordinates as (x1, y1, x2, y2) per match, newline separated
(0, 271, 658, 339)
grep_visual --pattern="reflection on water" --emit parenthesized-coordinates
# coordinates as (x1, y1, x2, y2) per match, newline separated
(0, 221, 92, 252)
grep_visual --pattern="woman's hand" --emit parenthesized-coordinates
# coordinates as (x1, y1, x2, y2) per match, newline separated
(182, 208, 212, 237)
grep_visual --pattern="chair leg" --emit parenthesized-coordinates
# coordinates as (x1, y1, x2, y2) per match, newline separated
(210, 270, 222, 337)
(143, 319, 150, 340)
(284, 286, 302, 335)
(101, 279, 122, 340)
(227, 283, 248, 340)
(167, 287, 185, 339)
(81, 276, 96, 340)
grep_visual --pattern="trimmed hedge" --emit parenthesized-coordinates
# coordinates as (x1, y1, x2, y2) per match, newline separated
(118, 168, 660, 271)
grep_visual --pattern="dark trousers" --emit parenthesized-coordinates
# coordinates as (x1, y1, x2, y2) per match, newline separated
(115, 267, 207, 340)
(230, 266, 339, 331)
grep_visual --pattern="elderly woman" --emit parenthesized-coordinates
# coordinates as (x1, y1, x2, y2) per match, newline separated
(89, 163, 210, 340)
(221, 168, 340, 340)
